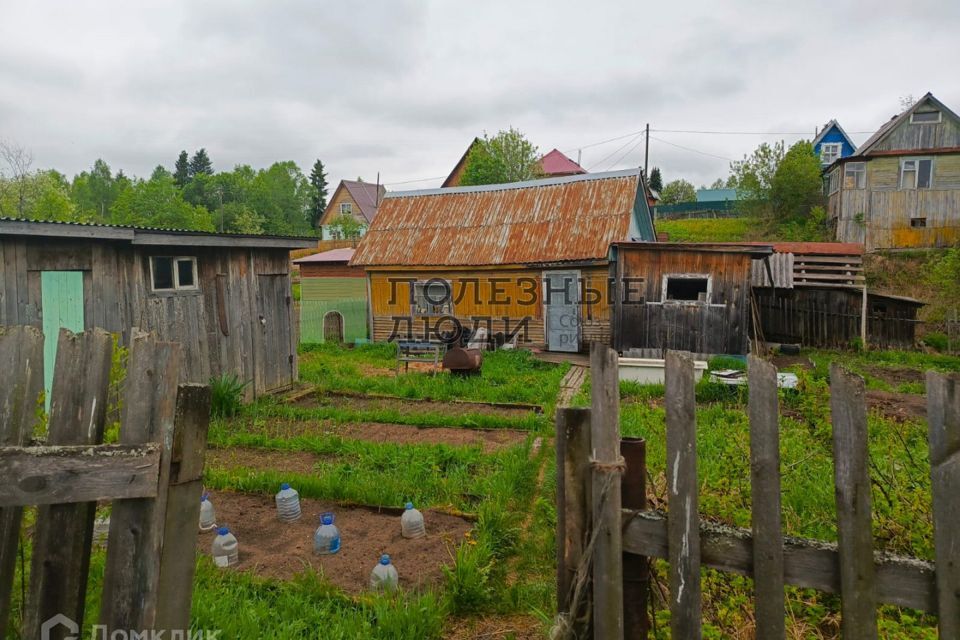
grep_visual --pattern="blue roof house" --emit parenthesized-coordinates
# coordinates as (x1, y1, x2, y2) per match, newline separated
(812, 120, 856, 167)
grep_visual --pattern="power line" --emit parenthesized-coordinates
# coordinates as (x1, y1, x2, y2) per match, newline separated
(383, 175, 447, 187)
(602, 135, 647, 172)
(648, 135, 735, 162)
(652, 127, 874, 135)
(587, 132, 644, 171)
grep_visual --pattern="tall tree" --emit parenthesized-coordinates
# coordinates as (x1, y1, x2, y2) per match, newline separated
(0, 140, 34, 217)
(770, 141, 823, 220)
(460, 128, 542, 186)
(729, 141, 785, 212)
(110, 170, 213, 231)
(308, 159, 329, 229)
(173, 150, 190, 187)
(248, 161, 312, 235)
(660, 179, 697, 205)
(648, 167, 663, 192)
(71, 159, 118, 221)
(189, 148, 213, 177)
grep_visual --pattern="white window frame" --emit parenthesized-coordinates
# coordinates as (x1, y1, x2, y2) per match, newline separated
(910, 111, 942, 124)
(149, 256, 199, 292)
(339, 202, 353, 216)
(899, 157, 933, 190)
(827, 168, 841, 195)
(844, 162, 866, 190)
(412, 279, 453, 316)
(661, 273, 712, 305)
(820, 143, 842, 165)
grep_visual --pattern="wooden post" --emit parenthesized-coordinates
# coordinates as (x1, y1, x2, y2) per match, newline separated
(621, 437, 648, 639)
(829, 364, 877, 639)
(748, 355, 785, 639)
(590, 342, 624, 640)
(0, 326, 44, 633)
(100, 334, 182, 632)
(156, 383, 211, 634)
(24, 329, 113, 640)
(860, 286, 868, 350)
(556, 407, 593, 637)
(926, 371, 960, 638)
(665, 350, 701, 639)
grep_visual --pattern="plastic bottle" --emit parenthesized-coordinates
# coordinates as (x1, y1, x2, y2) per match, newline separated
(400, 502, 425, 539)
(275, 483, 302, 522)
(211, 526, 238, 567)
(370, 554, 399, 591)
(313, 513, 341, 555)
(199, 493, 216, 532)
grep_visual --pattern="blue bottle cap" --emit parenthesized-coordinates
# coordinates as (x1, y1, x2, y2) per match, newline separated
(217, 526, 229, 535)
(280, 482, 290, 490)
(380, 554, 391, 565)
(405, 502, 414, 510)
(201, 494, 208, 502)
(321, 513, 334, 525)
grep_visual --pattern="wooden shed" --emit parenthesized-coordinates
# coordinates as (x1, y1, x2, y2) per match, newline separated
(293, 247, 368, 344)
(610, 242, 772, 357)
(0, 218, 315, 399)
(350, 169, 657, 352)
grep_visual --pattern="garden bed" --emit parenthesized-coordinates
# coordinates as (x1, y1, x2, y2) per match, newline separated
(293, 390, 542, 418)
(197, 491, 472, 592)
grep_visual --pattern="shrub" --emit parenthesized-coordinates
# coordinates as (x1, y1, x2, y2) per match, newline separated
(210, 373, 247, 418)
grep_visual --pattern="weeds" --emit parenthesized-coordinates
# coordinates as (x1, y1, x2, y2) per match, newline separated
(210, 373, 247, 419)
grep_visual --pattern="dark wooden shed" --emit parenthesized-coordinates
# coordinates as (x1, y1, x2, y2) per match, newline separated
(0, 218, 315, 399)
(609, 242, 772, 357)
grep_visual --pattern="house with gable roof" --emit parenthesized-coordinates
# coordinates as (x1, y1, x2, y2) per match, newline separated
(813, 120, 857, 167)
(317, 179, 386, 240)
(826, 92, 960, 249)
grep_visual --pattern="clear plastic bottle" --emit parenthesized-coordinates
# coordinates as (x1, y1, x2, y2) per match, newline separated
(199, 493, 216, 532)
(275, 483, 302, 522)
(211, 526, 238, 567)
(370, 554, 399, 591)
(313, 513, 341, 555)
(400, 502, 425, 539)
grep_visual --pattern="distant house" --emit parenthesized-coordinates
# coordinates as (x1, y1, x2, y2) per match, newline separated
(441, 141, 586, 188)
(827, 93, 960, 249)
(294, 247, 367, 344)
(813, 120, 856, 167)
(695, 188, 738, 203)
(317, 180, 386, 240)
(351, 169, 657, 352)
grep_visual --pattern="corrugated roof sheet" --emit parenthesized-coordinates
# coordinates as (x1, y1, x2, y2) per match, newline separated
(293, 247, 355, 263)
(352, 169, 649, 267)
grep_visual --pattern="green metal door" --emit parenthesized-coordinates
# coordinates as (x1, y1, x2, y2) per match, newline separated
(41, 271, 85, 410)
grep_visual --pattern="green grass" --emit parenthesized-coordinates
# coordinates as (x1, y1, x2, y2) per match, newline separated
(655, 217, 755, 242)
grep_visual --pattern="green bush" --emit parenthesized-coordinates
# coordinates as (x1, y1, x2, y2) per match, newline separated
(210, 373, 247, 418)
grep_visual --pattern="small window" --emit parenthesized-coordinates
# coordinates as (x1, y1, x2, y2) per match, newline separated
(821, 143, 842, 165)
(911, 218, 927, 228)
(910, 111, 941, 124)
(663, 275, 710, 303)
(844, 162, 866, 189)
(826, 168, 841, 195)
(900, 158, 933, 189)
(413, 280, 453, 316)
(340, 202, 353, 215)
(150, 256, 198, 292)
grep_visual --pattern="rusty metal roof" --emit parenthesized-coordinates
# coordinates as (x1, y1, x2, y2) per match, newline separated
(351, 169, 652, 267)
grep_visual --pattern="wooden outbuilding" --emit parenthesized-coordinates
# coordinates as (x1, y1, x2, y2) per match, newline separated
(0, 218, 315, 399)
(293, 247, 368, 344)
(350, 169, 657, 352)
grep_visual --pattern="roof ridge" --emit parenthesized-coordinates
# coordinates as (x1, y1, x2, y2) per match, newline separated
(385, 167, 640, 199)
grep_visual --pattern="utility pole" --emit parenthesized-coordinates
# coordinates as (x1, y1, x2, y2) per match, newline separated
(643, 123, 650, 178)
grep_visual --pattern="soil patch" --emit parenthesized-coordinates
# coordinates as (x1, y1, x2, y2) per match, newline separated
(771, 354, 814, 370)
(207, 447, 321, 475)
(294, 391, 540, 419)
(866, 390, 926, 422)
(198, 490, 471, 592)
(864, 365, 925, 388)
(444, 614, 544, 639)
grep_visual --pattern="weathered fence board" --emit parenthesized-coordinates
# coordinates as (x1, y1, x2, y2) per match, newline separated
(927, 371, 960, 637)
(100, 334, 183, 632)
(590, 343, 624, 640)
(748, 354, 785, 640)
(0, 443, 161, 506)
(665, 351, 701, 639)
(829, 364, 878, 639)
(620, 437, 648, 639)
(556, 406, 593, 632)
(155, 383, 211, 634)
(24, 328, 113, 639)
(0, 326, 44, 633)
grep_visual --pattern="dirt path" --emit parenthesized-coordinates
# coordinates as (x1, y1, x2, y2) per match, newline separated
(557, 365, 588, 408)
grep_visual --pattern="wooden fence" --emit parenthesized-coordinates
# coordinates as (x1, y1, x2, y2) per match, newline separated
(556, 343, 960, 639)
(0, 326, 211, 639)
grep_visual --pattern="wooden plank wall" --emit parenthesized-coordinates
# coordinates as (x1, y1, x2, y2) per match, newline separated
(0, 237, 295, 396)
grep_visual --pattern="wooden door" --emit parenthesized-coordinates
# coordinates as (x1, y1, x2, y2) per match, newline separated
(323, 311, 344, 343)
(544, 270, 581, 352)
(256, 275, 294, 392)
(41, 271, 85, 410)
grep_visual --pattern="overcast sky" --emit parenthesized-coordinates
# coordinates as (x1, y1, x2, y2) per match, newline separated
(1, 0, 958, 190)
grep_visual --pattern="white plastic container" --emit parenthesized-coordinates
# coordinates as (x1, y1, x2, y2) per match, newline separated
(275, 483, 302, 522)
(313, 513, 341, 555)
(211, 527, 238, 567)
(370, 554, 399, 591)
(400, 502, 425, 539)
(199, 494, 216, 532)
(617, 357, 707, 385)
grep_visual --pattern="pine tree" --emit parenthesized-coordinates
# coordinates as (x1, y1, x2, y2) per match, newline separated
(174, 150, 190, 187)
(648, 167, 663, 192)
(308, 159, 329, 229)
(189, 148, 213, 177)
